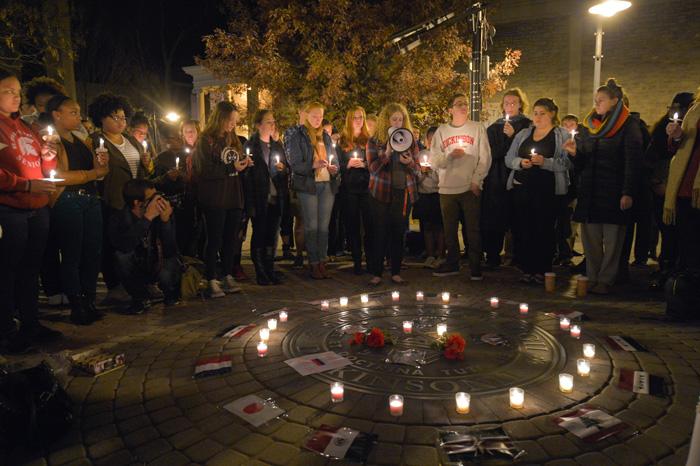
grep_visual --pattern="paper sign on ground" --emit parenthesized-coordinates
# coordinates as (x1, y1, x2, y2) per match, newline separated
(223, 395, 284, 427)
(554, 407, 628, 442)
(284, 351, 351, 376)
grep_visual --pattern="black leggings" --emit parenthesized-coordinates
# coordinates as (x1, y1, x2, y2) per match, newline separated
(203, 207, 242, 280)
(512, 185, 556, 275)
(345, 191, 371, 264)
(251, 203, 282, 250)
(368, 190, 410, 277)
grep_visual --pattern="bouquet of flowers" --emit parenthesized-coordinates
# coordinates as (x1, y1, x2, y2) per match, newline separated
(349, 327, 393, 349)
(432, 333, 467, 360)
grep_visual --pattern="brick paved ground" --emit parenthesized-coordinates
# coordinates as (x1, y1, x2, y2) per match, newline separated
(2, 254, 697, 466)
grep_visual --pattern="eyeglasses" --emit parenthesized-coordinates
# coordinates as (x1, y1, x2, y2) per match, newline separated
(110, 115, 128, 122)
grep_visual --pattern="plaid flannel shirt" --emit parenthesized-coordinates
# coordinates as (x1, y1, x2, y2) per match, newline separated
(366, 137, 420, 204)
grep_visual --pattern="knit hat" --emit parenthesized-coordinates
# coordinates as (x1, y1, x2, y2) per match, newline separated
(672, 92, 694, 110)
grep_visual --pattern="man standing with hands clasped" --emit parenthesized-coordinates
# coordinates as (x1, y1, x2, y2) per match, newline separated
(431, 94, 492, 280)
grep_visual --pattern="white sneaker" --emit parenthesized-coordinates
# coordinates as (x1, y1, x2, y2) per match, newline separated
(422, 256, 436, 268)
(209, 280, 225, 298)
(432, 257, 445, 269)
(222, 275, 242, 294)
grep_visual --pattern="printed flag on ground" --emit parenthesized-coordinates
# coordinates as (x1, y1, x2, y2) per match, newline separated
(218, 323, 256, 338)
(618, 369, 666, 395)
(285, 351, 352, 376)
(303, 424, 377, 462)
(605, 335, 647, 352)
(223, 395, 284, 427)
(193, 356, 232, 379)
(554, 407, 628, 442)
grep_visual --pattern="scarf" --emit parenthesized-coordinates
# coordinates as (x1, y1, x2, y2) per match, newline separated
(314, 140, 330, 181)
(583, 101, 630, 139)
(663, 102, 700, 224)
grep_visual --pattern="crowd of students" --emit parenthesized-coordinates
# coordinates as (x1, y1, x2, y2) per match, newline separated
(1, 68, 699, 354)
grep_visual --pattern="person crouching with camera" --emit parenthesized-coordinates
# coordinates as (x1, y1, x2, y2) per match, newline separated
(109, 179, 181, 314)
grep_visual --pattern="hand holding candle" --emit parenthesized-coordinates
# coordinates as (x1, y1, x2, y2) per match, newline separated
(175, 157, 180, 170)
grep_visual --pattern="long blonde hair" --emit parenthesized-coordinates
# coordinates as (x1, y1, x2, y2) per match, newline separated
(303, 101, 325, 149)
(340, 106, 370, 151)
(376, 103, 413, 145)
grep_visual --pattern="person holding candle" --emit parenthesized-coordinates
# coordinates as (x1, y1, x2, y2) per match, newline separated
(87, 93, 150, 305)
(129, 112, 154, 175)
(366, 103, 420, 286)
(243, 109, 289, 285)
(0, 70, 63, 353)
(193, 101, 250, 297)
(431, 94, 492, 280)
(21, 76, 66, 130)
(505, 98, 573, 284)
(285, 101, 339, 280)
(45, 94, 109, 324)
(483, 88, 531, 269)
(338, 106, 372, 275)
(564, 79, 643, 295)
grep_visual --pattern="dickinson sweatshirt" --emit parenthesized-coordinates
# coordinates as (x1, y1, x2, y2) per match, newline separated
(429, 121, 492, 195)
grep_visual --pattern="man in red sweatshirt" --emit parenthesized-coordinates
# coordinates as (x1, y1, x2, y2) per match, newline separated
(0, 70, 62, 354)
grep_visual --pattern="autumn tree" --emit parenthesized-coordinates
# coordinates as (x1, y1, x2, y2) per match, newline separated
(199, 0, 521, 128)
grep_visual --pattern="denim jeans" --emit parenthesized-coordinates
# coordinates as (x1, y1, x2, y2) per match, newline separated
(51, 192, 102, 298)
(298, 182, 334, 264)
(0, 205, 50, 334)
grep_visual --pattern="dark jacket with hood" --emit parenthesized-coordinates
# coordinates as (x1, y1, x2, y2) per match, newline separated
(242, 133, 289, 218)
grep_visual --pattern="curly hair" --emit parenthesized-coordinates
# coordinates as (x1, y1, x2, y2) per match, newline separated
(130, 111, 150, 128)
(23, 76, 66, 106)
(87, 93, 133, 129)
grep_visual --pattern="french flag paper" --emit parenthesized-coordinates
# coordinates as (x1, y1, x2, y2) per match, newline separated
(218, 323, 256, 338)
(618, 369, 666, 396)
(554, 407, 628, 442)
(605, 335, 647, 352)
(193, 356, 232, 379)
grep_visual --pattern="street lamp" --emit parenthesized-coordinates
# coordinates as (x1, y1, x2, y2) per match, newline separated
(588, 1, 631, 99)
(164, 111, 181, 123)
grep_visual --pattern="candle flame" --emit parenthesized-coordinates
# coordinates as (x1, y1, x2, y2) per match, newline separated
(673, 112, 679, 120)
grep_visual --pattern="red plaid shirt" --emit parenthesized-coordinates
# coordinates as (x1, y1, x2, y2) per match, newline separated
(366, 138, 420, 204)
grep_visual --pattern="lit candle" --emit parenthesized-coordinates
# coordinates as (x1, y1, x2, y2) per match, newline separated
(360, 294, 369, 304)
(142, 140, 148, 151)
(577, 358, 591, 377)
(330, 382, 344, 403)
(570, 324, 581, 339)
(505, 114, 510, 122)
(259, 328, 270, 341)
(488, 297, 499, 308)
(339, 296, 349, 307)
(98, 138, 105, 150)
(583, 343, 595, 359)
(416, 291, 424, 301)
(560, 317, 571, 331)
(353, 151, 358, 159)
(455, 392, 471, 414)
(49, 170, 56, 180)
(672, 112, 680, 124)
(267, 318, 277, 331)
(530, 148, 536, 157)
(570, 129, 578, 140)
(246, 147, 251, 157)
(328, 154, 334, 164)
(257, 341, 268, 357)
(392, 291, 400, 302)
(175, 157, 180, 169)
(47, 125, 54, 137)
(185, 147, 191, 154)
(389, 394, 404, 416)
(403, 321, 413, 334)
(332, 142, 336, 151)
(321, 300, 330, 310)
(437, 323, 447, 337)
(279, 310, 288, 322)
(509, 387, 524, 409)
(441, 292, 450, 303)
(275, 155, 280, 165)
(519, 303, 529, 315)
(422, 154, 429, 166)
(559, 373, 574, 393)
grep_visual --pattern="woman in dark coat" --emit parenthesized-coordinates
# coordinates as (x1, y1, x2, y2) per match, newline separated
(565, 79, 643, 294)
(243, 109, 289, 285)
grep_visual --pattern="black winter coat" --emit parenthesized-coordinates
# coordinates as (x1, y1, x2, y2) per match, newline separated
(573, 114, 643, 225)
(483, 115, 532, 230)
(242, 134, 289, 218)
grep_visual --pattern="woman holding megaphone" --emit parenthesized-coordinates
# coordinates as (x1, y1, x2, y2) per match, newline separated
(366, 103, 420, 286)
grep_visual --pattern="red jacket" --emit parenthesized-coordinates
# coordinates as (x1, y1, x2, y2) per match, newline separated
(0, 113, 56, 209)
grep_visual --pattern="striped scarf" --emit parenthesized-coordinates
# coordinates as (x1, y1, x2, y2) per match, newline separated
(583, 101, 630, 139)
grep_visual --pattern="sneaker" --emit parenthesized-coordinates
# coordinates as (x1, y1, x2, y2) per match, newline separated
(209, 280, 226, 298)
(24, 323, 63, 342)
(222, 275, 242, 294)
(470, 272, 484, 281)
(292, 256, 305, 269)
(147, 284, 164, 300)
(422, 256, 436, 268)
(47, 294, 66, 306)
(432, 257, 446, 269)
(433, 263, 460, 277)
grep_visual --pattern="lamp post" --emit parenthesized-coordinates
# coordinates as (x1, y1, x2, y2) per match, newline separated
(588, 1, 631, 100)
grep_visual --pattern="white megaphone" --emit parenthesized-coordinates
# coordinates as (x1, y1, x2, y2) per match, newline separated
(388, 127, 414, 152)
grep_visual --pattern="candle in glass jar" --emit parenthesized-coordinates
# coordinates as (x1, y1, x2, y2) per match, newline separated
(257, 341, 268, 357)
(259, 328, 270, 341)
(330, 382, 344, 403)
(570, 324, 581, 338)
(321, 300, 330, 310)
(560, 317, 571, 330)
(403, 321, 413, 334)
(441, 292, 450, 303)
(455, 392, 471, 414)
(267, 318, 277, 331)
(279, 310, 288, 322)
(392, 291, 400, 302)
(509, 387, 524, 409)
(360, 294, 369, 304)
(490, 297, 499, 308)
(416, 291, 424, 301)
(583, 343, 595, 359)
(389, 394, 404, 416)
(339, 296, 348, 307)
(519, 303, 529, 315)
(437, 323, 447, 337)
(577, 358, 591, 377)
(559, 373, 574, 393)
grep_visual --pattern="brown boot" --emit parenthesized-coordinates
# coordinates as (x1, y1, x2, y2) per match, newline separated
(310, 263, 324, 280)
(319, 262, 331, 278)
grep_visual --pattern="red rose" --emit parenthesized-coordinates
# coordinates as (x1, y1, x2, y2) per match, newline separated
(350, 332, 365, 346)
(443, 334, 466, 360)
(365, 327, 385, 348)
